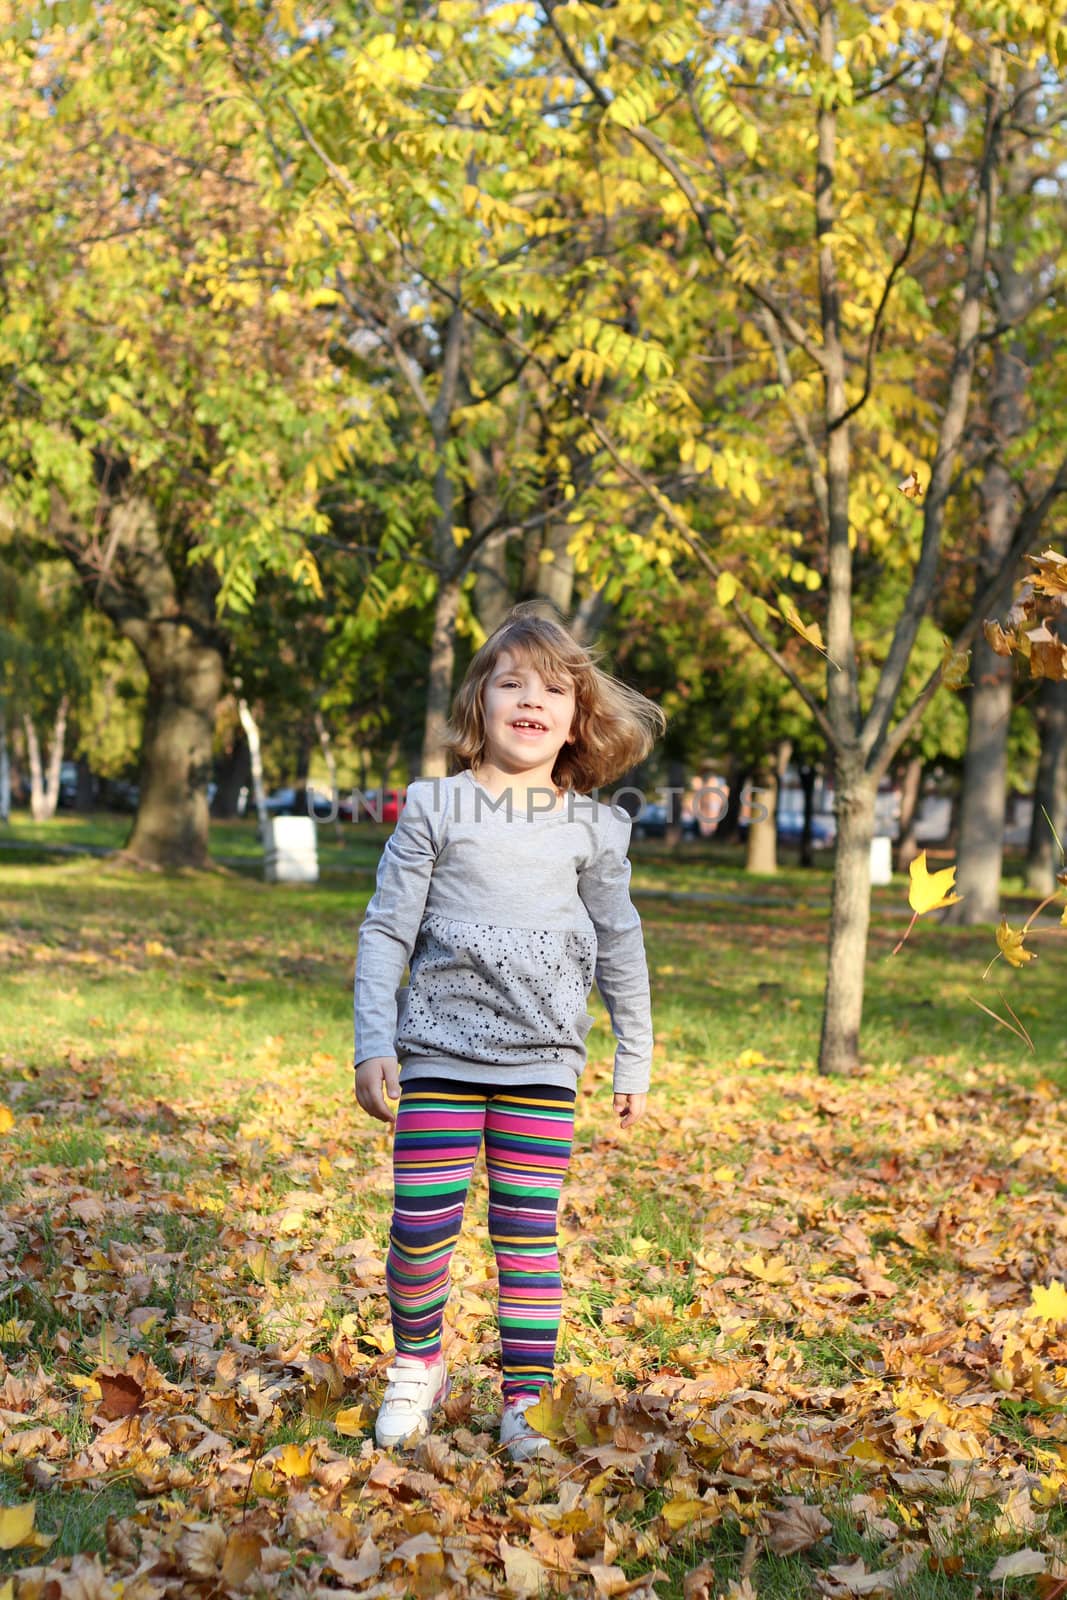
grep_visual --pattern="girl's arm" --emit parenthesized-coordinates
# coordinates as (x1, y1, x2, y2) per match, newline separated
(354, 782, 438, 1067)
(577, 809, 654, 1095)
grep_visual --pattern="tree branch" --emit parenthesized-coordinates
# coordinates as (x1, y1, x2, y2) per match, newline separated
(860, 50, 1005, 765)
(757, 304, 829, 533)
(539, 0, 830, 374)
(869, 448, 1067, 779)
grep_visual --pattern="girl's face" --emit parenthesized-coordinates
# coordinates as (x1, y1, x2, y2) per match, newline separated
(480, 648, 577, 775)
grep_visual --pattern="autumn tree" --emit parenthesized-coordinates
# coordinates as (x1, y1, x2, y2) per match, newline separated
(535, 0, 1067, 1071)
(0, 5, 343, 866)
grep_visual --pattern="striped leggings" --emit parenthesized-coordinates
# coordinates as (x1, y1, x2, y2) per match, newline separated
(386, 1077, 576, 1403)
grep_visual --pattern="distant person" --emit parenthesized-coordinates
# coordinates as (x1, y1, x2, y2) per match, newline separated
(353, 602, 664, 1463)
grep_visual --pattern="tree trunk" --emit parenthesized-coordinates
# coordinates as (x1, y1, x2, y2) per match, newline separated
(746, 748, 784, 874)
(663, 755, 686, 848)
(818, 768, 877, 1075)
(715, 759, 750, 844)
(124, 638, 224, 868)
(798, 762, 817, 868)
(314, 708, 344, 844)
(0, 705, 9, 822)
(50, 488, 229, 869)
(535, 520, 576, 616)
(893, 754, 925, 873)
(23, 698, 68, 822)
(472, 530, 512, 636)
(294, 726, 313, 787)
(23, 714, 45, 821)
(949, 76, 1031, 925)
(75, 754, 95, 812)
(237, 697, 269, 839)
(420, 575, 462, 777)
(1026, 675, 1067, 895)
(44, 696, 68, 817)
(211, 732, 251, 818)
(571, 586, 611, 647)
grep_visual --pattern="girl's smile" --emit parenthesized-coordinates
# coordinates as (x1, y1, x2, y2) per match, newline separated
(478, 649, 576, 785)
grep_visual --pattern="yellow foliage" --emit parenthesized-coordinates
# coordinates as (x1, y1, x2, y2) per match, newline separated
(996, 918, 1037, 969)
(907, 852, 961, 915)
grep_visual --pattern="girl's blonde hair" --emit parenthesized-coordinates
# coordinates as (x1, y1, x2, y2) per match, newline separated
(443, 601, 667, 793)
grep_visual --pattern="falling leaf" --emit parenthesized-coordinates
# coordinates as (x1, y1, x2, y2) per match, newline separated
(983, 618, 1017, 656)
(908, 852, 961, 915)
(940, 637, 970, 690)
(995, 918, 1036, 969)
(1028, 628, 1067, 680)
(897, 469, 923, 500)
(1026, 548, 1067, 595)
(779, 598, 836, 664)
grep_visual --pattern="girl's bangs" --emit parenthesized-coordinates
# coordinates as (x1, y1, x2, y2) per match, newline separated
(493, 633, 582, 690)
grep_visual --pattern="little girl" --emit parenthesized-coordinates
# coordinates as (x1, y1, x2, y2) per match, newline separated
(353, 602, 665, 1464)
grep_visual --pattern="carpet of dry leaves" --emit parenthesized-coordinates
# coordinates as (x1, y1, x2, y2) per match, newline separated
(2, 877, 1067, 1600)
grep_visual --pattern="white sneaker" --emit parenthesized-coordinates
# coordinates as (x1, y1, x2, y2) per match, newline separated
(374, 1355, 450, 1449)
(500, 1394, 553, 1463)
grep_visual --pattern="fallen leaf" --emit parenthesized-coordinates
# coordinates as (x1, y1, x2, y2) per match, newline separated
(764, 1499, 831, 1555)
(1030, 1281, 1067, 1323)
(989, 1549, 1046, 1580)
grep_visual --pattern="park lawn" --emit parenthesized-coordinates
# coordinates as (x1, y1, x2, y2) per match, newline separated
(0, 845, 1066, 1599)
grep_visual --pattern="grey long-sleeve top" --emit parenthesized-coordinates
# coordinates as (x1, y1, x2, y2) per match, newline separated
(353, 769, 654, 1094)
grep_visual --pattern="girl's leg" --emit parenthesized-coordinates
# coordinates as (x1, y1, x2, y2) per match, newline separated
(484, 1084, 576, 1403)
(386, 1078, 489, 1363)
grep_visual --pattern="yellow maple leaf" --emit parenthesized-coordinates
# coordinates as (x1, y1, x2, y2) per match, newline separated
(333, 1405, 365, 1437)
(522, 1389, 571, 1441)
(743, 1252, 793, 1285)
(274, 1442, 315, 1478)
(0, 1503, 40, 1550)
(0, 1106, 13, 1135)
(996, 918, 1036, 968)
(908, 852, 962, 915)
(662, 1495, 714, 1531)
(1030, 1281, 1067, 1323)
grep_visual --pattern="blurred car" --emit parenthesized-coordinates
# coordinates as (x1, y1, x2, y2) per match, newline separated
(264, 786, 338, 820)
(99, 777, 140, 813)
(776, 812, 835, 848)
(58, 761, 82, 809)
(341, 787, 407, 825)
(632, 802, 699, 839)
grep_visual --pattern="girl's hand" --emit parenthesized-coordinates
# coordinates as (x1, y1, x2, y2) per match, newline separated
(613, 1092, 647, 1129)
(354, 1057, 402, 1123)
